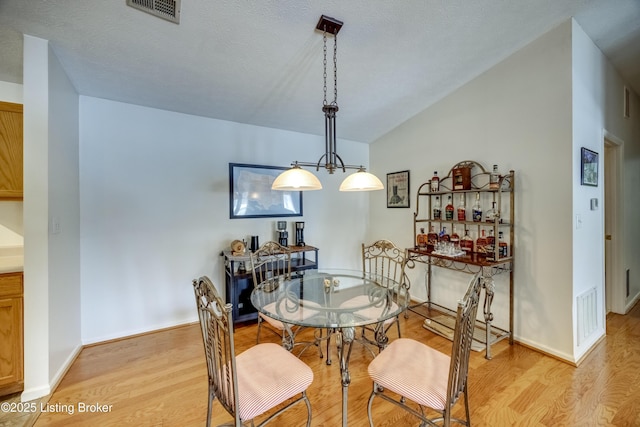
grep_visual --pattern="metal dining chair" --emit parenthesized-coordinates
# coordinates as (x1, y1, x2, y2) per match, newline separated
(192, 276, 313, 427)
(250, 241, 321, 357)
(366, 271, 482, 427)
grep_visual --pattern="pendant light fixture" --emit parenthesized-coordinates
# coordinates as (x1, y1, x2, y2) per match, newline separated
(272, 15, 384, 192)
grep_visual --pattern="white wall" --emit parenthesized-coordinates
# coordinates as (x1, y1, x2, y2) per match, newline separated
(46, 42, 82, 390)
(571, 21, 640, 358)
(79, 97, 371, 343)
(370, 22, 576, 360)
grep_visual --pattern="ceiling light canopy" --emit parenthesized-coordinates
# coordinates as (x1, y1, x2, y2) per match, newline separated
(272, 15, 383, 193)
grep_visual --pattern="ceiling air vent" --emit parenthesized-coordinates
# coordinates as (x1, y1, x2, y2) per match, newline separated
(126, 0, 181, 24)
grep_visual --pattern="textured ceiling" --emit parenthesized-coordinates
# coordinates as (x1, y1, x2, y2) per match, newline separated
(0, 0, 639, 143)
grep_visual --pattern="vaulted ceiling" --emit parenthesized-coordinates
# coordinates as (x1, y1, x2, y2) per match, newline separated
(1, 0, 639, 143)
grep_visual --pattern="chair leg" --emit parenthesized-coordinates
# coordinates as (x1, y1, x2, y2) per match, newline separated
(256, 316, 262, 344)
(206, 385, 214, 427)
(366, 387, 376, 427)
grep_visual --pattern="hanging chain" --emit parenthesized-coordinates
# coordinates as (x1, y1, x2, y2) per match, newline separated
(333, 27, 338, 106)
(323, 28, 328, 106)
(322, 26, 338, 106)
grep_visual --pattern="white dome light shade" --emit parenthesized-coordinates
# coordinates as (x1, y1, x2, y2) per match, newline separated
(272, 165, 323, 191)
(339, 170, 384, 191)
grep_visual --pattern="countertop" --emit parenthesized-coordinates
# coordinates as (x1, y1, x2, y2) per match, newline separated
(0, 246, 23, 274)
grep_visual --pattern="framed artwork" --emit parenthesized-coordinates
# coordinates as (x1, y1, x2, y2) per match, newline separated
(580, 148, 598, 187)
(229, 163, 303, 218)
(387, 170, 410, 208)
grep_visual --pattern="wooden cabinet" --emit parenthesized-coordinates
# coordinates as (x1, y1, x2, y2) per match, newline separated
(222, 245, 319, 324)
(0, 272, 23, 396)
(0, 101, 23, 200)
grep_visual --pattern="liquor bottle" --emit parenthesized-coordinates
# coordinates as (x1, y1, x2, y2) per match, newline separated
(498, 231, 509, 258)
(485, 201, 497, 223)
(416, 227, 428, 249)
(450, 225, 460, 247)
(489, 164, 500, 190)
(433, 196, 442, 220)
(457, 194, 466, 222)
(460, 229, 474, 253)
(486, 229, 496, 260)
(445, 196, 454, 221)
(427, 226, 439, 250)
(476, 229, 488, 255)
(472, 192, 482, 222)
(430, 171, 440, 192)
(439, 226, 450, 242)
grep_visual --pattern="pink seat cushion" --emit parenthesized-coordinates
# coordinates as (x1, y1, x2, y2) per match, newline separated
(236, 343, 314, 421)
(259, 299, 320, 330)
(368, 338, 450, 410)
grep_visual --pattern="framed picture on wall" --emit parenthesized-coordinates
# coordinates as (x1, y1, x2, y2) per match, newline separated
(580, 148, 598, 187)
(229, 163, 303, 218)
(387, 170, 410, 208)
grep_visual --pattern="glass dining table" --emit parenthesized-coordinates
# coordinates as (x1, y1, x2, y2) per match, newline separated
(251, 269, 408, 427)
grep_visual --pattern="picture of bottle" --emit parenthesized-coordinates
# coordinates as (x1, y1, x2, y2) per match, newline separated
(433, 196, 442, 220)
(417, 227, 428, 249)
(445, 196, 454, 220)
(457, 194, 466, 221)
(490, 164, 500, 190)
(472, 192, 482, 222)
(430, 171, 440, 192)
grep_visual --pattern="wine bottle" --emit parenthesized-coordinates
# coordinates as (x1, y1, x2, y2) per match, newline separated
(430, 171, 440, 192)
(445, 195, 454, 221)
(486, 229, 496, 260)
(490, 164, 500, 190)
(450, 225, 460, 248)
(457, 194, 466, 221)
(433, 196, 442, 220)
(472, 192, 482, 222)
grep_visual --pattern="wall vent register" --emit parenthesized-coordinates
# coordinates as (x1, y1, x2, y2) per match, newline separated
(126, 0, 180, 24)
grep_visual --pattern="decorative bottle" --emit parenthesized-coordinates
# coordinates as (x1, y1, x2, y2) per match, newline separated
(439, 226, 450, 242)
(433, 196, 442, 220)
(498, 231, 509, 258)
(472, 192, 482, 222)
(476, 229, 488, 255)
(445, 196, 454, 221)
(450, 225, 460, 248)
(486, 229, 496, 260)
(430, 171, 440, 192)
(485, 201, 497, 223)
(460, 229, 473, 253)
(490, 164, 500, 190)
(427, 226, 439, 251)
(417, 228, 428, 249)
(457, 194, 466, 222)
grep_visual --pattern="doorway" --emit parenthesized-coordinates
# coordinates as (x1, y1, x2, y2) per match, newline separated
(604, 134, 624, 314)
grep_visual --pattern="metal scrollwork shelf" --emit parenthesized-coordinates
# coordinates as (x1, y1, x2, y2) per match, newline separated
(408, 160, 515, 359)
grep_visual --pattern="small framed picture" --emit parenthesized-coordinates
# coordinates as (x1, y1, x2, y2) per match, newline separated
(581, 148, 598, 187)
(387, 170, 410, 208)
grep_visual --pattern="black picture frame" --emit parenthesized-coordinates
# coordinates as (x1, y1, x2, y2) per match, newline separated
(580, 148, 598, 187)
(229, 163, 303, 219)
(387, 170, 410, 208)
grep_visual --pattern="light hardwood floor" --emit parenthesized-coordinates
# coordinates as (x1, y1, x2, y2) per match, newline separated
(3, 300, 639, 426)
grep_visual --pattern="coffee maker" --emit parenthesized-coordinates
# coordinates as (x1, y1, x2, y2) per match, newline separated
(276, 221, 288, 247)
(295, 221, 305, 246)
